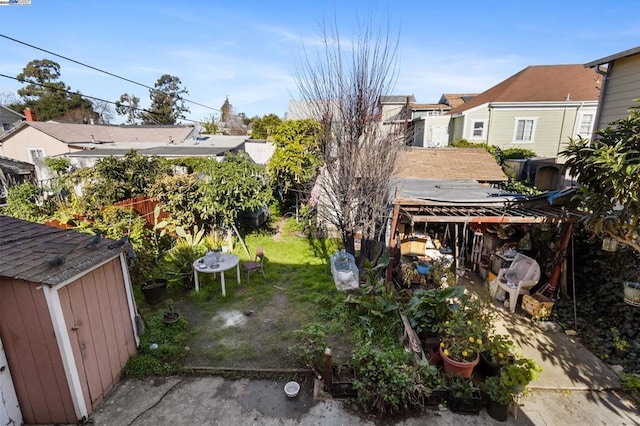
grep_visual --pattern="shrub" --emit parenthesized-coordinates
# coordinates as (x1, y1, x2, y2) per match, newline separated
(352, 342, 435, 415)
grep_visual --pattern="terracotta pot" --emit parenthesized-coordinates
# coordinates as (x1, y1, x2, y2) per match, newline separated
(440, 347, 479, 378)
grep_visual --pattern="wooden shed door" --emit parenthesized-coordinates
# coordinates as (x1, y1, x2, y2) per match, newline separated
(59, 260, 137, 410)
(0, 337, 22, 426)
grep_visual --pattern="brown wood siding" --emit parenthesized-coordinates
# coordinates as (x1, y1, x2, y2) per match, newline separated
(59, 258, 136, 411)
(0, 278, 76, 424)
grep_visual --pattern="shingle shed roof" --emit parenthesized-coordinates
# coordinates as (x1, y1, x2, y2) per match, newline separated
(0, 216, 123, 286)
(449, 65, 601, 115)
(394, 147, 507, 182)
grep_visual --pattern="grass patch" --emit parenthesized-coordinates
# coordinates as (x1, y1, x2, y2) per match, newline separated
(122, 311, 191, 378)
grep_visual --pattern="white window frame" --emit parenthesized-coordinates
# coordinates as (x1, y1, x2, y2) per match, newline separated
(470, 120, 487, 140)
(577, 112, 594, 138)
(27, 147, 46, 164)
(2, 122, 11, 131)
(513, 117, 537, 143)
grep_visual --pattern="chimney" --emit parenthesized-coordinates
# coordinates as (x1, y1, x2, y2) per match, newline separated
(24, 108, 37, 122)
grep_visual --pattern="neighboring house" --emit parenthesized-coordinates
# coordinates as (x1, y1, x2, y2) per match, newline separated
(447, 64, 602, 159)
(0, 105, 24, 133)
(65, 134, 247, 169)
(379, 95, 416, 123)
(407, 95, 477, 148)
(0, 216, 139, 424)
(0, 156, 36, 204)
(584, 45, 640, 132)
(0, 121, 204, 181)
(242, 138, 276, 165)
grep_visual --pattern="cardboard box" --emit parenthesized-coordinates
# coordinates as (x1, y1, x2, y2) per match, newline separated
(521, 293, 554, 318)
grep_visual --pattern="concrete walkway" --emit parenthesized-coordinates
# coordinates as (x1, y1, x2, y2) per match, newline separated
(90, 376, 639, 426)
(89, 276, 639, 425)
(89, 313, 638, 426)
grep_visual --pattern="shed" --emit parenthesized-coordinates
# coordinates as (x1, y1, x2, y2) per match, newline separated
(386, 179, 583, 292)
(0, 216, 139, 424)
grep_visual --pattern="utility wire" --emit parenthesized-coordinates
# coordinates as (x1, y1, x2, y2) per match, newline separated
(0, 72, 203, 125)
(0, 33, 220, 112)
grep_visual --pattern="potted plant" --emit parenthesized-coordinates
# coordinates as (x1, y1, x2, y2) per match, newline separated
(162, 299, 181, 325)
(611, 327, 631, 358)
(479, 334, 515, 378)
(141, 275, 168, 306)
(416, 259, 430, 276)
(483, 375, 513, 421)
(330, 362, 357, 398)
(406, 286, 465, 339)
(400, 261, 422, 287)
(500, 357, 541, 394)
(439, 299, 489, 378)
(448, 375, 483, 415)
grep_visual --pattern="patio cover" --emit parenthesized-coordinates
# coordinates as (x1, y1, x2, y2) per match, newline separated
(390, 178, 583, 224)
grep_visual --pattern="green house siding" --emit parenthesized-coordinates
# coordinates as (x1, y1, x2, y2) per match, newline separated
(458, 105, 597, 158)
(597, 54, 640, 129)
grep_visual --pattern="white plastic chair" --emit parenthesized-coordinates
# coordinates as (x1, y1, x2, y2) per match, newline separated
(490, 253, 541, 313)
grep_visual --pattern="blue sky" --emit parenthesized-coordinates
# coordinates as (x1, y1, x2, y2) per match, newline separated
(1, 0, 639, 124)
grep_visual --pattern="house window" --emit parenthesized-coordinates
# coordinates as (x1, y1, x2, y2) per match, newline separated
(578, 113, 594, 138)
(514, 118, 536, 142)
(471, 120, 486, 139)
(2, 123, 10, 131)
(27, 148, 45, 164)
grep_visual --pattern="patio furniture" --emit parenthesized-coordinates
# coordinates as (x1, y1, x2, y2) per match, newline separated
(193, 253, 240, 295)
(241, 247, 266, 283)
(490, 253, 540, 313)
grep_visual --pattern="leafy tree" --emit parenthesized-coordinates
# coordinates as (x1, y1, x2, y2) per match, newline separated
(145, 74, 189, 125)
(295, 17, 403, 264)
(200, 114, 219, 134)
(4, 182, 44, 221)
(561, 105, 640, 253)
(195, 153, 272, 228)
(267, 119, 322, 210)
(251, 113, 282, 139)
(15, 59, 94, 121)
(80, 151, 171, 205)
(149, 173, 203, 231)
(44, 157, 71, 176)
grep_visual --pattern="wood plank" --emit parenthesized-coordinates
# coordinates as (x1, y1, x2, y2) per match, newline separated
(93, 266, 119, 393)
(0, 281, 38, 423)
(59, 285, 92, 416)
(67, 278, 103, 406)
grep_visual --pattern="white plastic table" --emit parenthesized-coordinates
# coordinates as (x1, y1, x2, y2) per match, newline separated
(192, 253, 240, 296)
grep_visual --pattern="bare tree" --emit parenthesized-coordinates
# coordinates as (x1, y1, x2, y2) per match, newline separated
(91, 99, 115, 124)
(0, 89, 18, 106)
(295, 18, 405, 265)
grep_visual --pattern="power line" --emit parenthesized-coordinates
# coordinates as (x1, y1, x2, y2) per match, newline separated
(0, 33, 220, 113)
(0, 72, 203, 125)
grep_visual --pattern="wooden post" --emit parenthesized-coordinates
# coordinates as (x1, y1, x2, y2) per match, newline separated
(323, 347, 333, 393)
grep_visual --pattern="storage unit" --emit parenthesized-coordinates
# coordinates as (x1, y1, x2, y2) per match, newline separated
(0, 216, 139, 424)
(522, 294, 555, 319)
